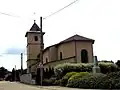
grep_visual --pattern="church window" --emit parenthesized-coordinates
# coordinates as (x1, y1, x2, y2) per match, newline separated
(34, 36, 38, 41)
(60, 52, 62, 60)
(81, 49, 88, 63)
(46, 58, 48, 63)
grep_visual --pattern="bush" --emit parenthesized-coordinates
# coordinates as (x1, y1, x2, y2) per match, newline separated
(98, 71, 120, 89)
(42, 78, 56, 86)
(67, 72, 89, 88)
(67, 73, 106, 89)
(54, 62, 118, 79)
(67, 71, 120, 89)
(116, 60, 120, 67)
(68, 72, 89, 81)
(98, 62, 118, 74)
(99, 60, 114, 63)
(60, 72, 77, 86)
(54, 63, 93, 79)
(54, 79, 61, 85)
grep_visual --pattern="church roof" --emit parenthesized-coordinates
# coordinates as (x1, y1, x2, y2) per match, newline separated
(30, 22, 40, 31)
(25, 21, 42, 37)
(43, 34, 94, 52)
(60, 34, 94, 44)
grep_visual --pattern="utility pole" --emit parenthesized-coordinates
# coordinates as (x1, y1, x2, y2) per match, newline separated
(40, 17, 44, 86)
(21, 53, 23, 74)
(15, 65, 16, 81)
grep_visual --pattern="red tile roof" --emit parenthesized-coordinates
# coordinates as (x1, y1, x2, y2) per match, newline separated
(43, 34, 94, 52)
(60, 34, 94, 44)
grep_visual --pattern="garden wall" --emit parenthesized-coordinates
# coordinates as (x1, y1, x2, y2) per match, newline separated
(20, 73, 35, 84)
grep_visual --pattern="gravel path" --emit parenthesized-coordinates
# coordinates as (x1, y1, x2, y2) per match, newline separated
(0, 81, 94, 90)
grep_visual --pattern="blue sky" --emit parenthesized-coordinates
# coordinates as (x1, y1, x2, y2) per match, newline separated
(0, 0, 120, 71)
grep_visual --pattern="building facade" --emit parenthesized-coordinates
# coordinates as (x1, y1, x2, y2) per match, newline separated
(25, 22, 95, 74)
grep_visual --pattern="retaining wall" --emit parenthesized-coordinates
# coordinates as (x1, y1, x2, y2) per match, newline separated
(20, 73, 36, 84)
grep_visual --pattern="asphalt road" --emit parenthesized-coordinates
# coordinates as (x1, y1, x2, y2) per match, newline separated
(0, 81, 94, 90)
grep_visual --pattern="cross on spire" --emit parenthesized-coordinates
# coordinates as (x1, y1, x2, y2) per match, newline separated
(34, 20, 36, 23)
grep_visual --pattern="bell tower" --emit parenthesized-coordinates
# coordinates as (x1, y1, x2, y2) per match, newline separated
(25, 20, 45, 74)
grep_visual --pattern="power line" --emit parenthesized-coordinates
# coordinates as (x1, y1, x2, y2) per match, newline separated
(43, 0, 79, 20)
(0, 12, 20, 18)
(0, 11, 34, 21)
(0, 0, 79, 21)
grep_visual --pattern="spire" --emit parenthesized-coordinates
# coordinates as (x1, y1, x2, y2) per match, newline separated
(34, 20, 36, 23)
(30, 20, 40, 31)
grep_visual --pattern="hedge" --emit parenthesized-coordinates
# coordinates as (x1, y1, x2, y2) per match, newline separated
(67, 73, 106, 88)
(54, 62, 118, 79)
(68, 72, 89, 81)
(60, 72, 77, 86)
(67, 72, 89, 88)
(98, 62, 118, 74)
(54, 63, 93, 79)
(42, 77, 56, 86)
(67, 71, 120, 89)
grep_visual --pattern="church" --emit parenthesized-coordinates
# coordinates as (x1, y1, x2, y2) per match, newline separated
(25, 21, 95, 75)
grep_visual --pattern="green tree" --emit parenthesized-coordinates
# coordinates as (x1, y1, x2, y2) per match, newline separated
(11, 68, 15, 81)
(116, 60, 120, 67)
(0, 66, 8, 78)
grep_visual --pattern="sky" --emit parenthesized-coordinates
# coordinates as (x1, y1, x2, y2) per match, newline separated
(0, 0, 120, 71)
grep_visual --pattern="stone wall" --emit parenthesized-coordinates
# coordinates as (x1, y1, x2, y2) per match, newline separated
(20, 74, 35, 84)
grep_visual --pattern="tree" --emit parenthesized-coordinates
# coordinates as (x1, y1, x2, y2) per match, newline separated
(11, 68, 15, 81)
(116, 60, 120, 67)
(16, 70, 20, 81)
(0, 67, 8, 78)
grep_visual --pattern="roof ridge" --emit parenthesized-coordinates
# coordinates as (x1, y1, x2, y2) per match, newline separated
(43, 34, 95, 52)
(60, 34, 94, 43)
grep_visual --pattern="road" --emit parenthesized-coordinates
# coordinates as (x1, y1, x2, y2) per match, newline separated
(0, 81, 93, 90)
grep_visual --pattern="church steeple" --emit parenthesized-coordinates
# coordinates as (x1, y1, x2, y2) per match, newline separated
(30, 20, 40, 31)
(25, 19, 45, 74)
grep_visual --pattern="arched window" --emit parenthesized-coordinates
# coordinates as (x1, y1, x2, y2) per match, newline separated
(34, 36, 38, 41)
(60, 52, 62, 60)
(81, 49, 88, 63)
(46, 58, 48, 63)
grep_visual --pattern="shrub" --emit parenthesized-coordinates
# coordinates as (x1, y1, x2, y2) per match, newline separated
(67, 73, 106, 89)
(54, 62, 118, 79)
(99, 60, 114, 63)
(68, 72, 89, 81)
(98, 62, 118, 74)
(42, 78, 56, 86)
(116, 60, 120, 67)
(54, 63, 93, 79)
(54, 79, 61, 85)
(60, 72, 77, 86)
(67, 71, 120, 89)
(98, 71, 120, 89)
